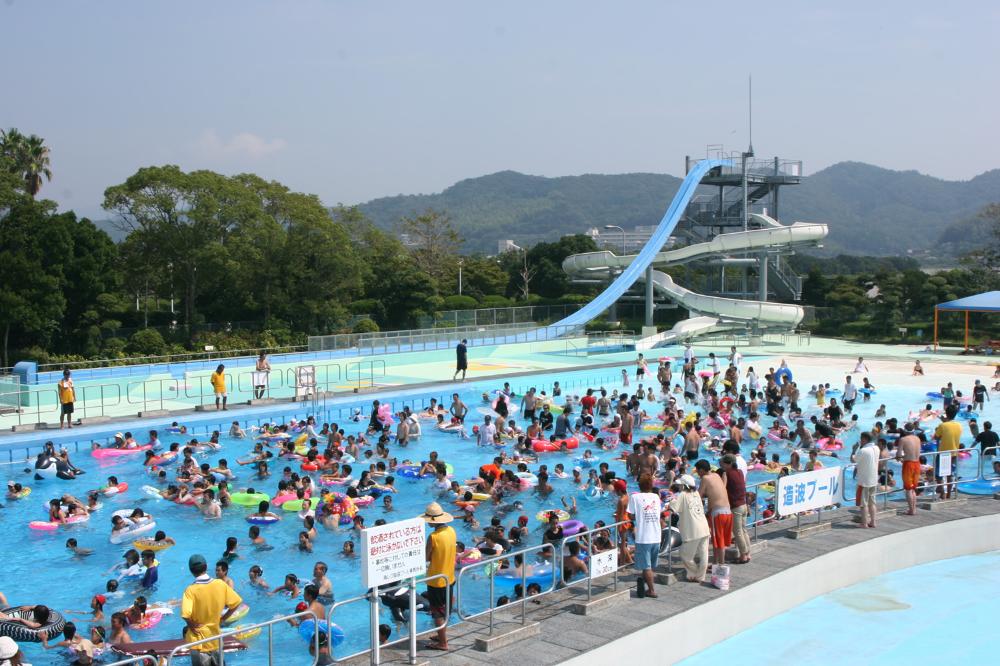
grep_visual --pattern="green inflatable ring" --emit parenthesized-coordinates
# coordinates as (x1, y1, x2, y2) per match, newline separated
(231, 492, 270, 507)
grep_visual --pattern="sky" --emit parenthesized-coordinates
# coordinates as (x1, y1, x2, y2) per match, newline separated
(2, 0, 998, 218)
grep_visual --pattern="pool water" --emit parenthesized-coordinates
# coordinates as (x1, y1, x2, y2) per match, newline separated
(679, 550, 1000, 665)
(2, 353, 996, 663)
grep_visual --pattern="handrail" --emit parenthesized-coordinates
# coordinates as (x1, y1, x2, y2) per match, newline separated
(34, 344, 310, 372)
(454, 542, 557, 633)
(328, 572, 450, 664)
(558, 519, 627, 600)
(840, 446, 983, 508)
(163, 609, 321, 665)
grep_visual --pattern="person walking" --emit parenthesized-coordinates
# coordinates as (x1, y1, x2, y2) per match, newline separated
(453, 339, 468, 381)
(253, 351, 270, 400)
(627, 474, 664, 597)
(852, 432, 880, 527)
(669, 474, 710, 583)
(209, 365, 227, 411)
(181, 554, 242, 665)
(58, 369, 76, 429)
(422, 502, 456, 651)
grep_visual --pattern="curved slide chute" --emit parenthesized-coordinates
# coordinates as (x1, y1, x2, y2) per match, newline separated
(548, 160, 829, 348)
(539, 158, 731, 336)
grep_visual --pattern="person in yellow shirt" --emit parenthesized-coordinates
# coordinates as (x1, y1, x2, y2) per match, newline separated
(209, 365, 227, 411)
(58, 369, 76, 429)
(181, 554, 242, 665)
(422, 502, 456, 651)
(934, 410, 963, 499)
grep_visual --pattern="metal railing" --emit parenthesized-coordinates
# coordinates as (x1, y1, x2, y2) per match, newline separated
(34, 344, 310, 374)
(455, 542, 557, 633)
(558, 520, 627, 600)
(840, 446, 984, 509)
(327, 573, 450, 664)
(417, 304, 585, 329)
(105, 609, 321, 666)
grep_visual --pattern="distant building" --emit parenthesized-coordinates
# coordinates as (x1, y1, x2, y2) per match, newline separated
(589, 226, 674, 254)
(497, 239, 522, 254)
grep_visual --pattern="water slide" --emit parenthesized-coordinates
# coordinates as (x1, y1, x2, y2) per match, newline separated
(543, 158, 829, 349)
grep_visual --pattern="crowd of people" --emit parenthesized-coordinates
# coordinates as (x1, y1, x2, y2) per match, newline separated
(3, 346, 998, 664)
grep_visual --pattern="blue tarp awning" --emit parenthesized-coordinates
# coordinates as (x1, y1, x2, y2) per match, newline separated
(936, 291, 1000, 312)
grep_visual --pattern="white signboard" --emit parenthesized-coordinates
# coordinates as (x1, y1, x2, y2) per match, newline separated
(590, 549, 619, 579)
(361, 517, 427, 588)
(295, 365, 316, 400)
(775, 467, 843, 517)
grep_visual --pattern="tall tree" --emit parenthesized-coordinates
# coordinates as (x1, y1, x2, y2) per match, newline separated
(962, 203, 1000, 271)
(398, 209, 461, 290)
(1, 129, 53, 197)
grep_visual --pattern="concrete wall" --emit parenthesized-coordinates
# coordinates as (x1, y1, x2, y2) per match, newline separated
(562, 513, 1000, 665)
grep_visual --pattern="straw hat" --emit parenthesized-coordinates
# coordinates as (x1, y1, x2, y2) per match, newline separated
(421, 502, 454, 525)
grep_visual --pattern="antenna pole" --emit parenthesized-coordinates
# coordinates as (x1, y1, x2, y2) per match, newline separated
(748, 74, 754, 156)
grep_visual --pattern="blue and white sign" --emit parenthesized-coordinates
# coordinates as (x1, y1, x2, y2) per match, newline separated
(775, 467, 843, 517)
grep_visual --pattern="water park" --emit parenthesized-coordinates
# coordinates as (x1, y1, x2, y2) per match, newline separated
(0, 148, 998, 666)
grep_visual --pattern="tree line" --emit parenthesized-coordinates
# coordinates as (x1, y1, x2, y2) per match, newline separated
(0, 130, 598, 366)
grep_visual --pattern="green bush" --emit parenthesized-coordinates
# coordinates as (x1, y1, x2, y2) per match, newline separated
(127, 328, 167, 355)
(101, 338, 128, 358)
(352, 318, 380, 334)
(480, 295, 513, 308)
(442, 295, 478, 310)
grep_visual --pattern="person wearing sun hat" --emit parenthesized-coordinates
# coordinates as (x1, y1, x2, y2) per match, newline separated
(0, 636, 29, 666)
(668, 474, 711, 583)
(421, 502, 455, 651)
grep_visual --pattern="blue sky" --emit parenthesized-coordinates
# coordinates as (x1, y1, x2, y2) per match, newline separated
(2, 1, 997, 217)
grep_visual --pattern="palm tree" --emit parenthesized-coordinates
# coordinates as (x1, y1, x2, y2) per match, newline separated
(0, 128, 52, 197)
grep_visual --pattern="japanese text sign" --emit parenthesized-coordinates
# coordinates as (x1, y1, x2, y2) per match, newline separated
(775, 467, 843, 517)
(361, 517, 427, 588)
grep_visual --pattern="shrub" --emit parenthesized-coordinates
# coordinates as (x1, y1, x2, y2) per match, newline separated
(442, 295, 478, 310)
(352, 318, 380, 334)
(127, 328, 167, 356)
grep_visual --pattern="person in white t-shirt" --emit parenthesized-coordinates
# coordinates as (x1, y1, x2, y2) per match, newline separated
(476, 415, 497, 447)
(728, 346, 742, 372)
(626, 474, 664, 598)
(852, 432, 880, 528)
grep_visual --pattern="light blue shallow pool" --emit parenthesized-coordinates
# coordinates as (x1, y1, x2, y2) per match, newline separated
(1, 352, 996, 664)
(679, 550, 1000, 665)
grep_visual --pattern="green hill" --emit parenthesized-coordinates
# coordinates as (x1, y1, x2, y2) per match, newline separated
(358, 163, 1000, 256)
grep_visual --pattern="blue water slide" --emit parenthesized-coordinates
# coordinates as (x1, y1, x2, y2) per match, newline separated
(542, 158, 731, 334)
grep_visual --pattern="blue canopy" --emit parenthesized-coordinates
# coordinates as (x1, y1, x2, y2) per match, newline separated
(936, 291, 1000, 312)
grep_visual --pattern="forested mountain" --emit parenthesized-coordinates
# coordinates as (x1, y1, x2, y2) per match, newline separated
(359, 163, 1000, 256)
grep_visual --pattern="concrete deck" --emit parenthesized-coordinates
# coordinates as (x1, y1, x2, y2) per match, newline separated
(355, 495, 1000, 665)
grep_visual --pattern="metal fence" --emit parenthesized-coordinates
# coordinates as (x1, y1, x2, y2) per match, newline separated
(417, 304, 584, 329)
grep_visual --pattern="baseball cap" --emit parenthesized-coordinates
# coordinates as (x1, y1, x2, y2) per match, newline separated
(188, 554, 207, 569)
(678, 474, 697, 489)
(517, 515, 528, 526)
(612, 479, 627, 493)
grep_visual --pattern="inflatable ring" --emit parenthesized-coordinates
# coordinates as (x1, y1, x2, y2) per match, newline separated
(470, 492, 491, 501)
(132, 610, 164, 631)
(110, 519, 156, 545)
(246, 515, 280, 526)
(280, 499, 309, 512)
(454, 500, 479, 511)
(660, 526, 682, 552)
(536, 509, 569, 523)
(926, 392, 943, 399)
(774, 368, 793, 385)
(0, 607, 66, 642)
(957, 479, 1000, 496)
(559, 519, 585, 536)
(230, 492, 271, 507)
(221, 603, 250, 626)
(102, 482, 129, 496)
(515, 472, 538, 487)
(298, 619, 345, 648)
(133, 537, 173, 552)
(494, 563, 553, 588)
(8, 488, 31, 500)
(232, 625, 262, 641)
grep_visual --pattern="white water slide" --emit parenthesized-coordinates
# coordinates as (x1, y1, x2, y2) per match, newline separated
(561, 216, 829, 349)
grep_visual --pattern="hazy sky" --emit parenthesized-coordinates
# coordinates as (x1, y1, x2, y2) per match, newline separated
(2, 1, 997, 218)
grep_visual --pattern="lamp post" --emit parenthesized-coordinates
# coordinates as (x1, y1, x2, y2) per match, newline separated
(457, 259, 464, 295)
(603, 225, 626, 325)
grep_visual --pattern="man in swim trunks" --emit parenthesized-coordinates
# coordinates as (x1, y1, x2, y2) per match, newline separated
(695, 459, 731, 566)
(896, 426, 922, 515)
(453, 339, 468, 381)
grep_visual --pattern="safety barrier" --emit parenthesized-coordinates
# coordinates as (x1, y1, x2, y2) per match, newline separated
(558, 520, 627, 600)
(455, 542, 557, 633)
(840, 446, 984, 508)
(327, 573, 450, 664)
(104, 609, 322, 666)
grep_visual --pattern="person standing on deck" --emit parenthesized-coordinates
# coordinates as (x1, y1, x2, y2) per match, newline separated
(695, 459, 731, 566)
(253, 352, 271, 400)
(58, 369, 76, 429)
(453, 339, 468, 381)
(209, 365, 227, 411)
(422, 503, 456, 651)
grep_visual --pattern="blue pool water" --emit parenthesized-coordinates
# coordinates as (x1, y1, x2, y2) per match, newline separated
(679, 550, 1000, 665)
(2, 355, 996, 663)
